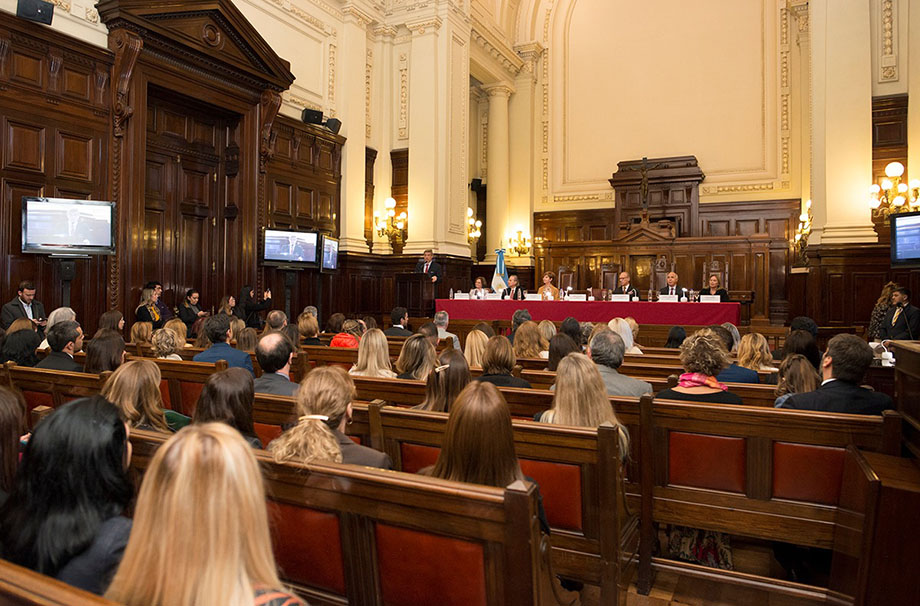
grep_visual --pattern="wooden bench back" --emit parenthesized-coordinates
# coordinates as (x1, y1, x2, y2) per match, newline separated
(4, 362, 111, 426)
(0, 559, 121, 605)
(148, 358, 228, 417)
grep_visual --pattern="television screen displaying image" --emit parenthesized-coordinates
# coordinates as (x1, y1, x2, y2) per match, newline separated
(22, 197, 115, 255)
(320, 235, 338, 271)
(891, 211, 920, 267)
(263, 228, 318, 267)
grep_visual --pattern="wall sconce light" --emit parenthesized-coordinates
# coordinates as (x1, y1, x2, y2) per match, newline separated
(374, 197, 407, 247)
(793, 199, 812, 267)
(467, 207, 482, 244)
(506, 229, 532, 256)
(869, 162, 920, 222)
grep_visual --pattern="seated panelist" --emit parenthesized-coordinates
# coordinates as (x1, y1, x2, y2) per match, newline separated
(612, 272, 639, 299)
(701, 274, 730, 302)
(471, 276, 490, 300)
(658, 272, 685, 298)
(538, 271, 560, 300)
(501, 275, 525, 300)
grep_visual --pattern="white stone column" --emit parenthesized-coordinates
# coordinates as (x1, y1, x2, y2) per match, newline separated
(371, 25, 397, 254)
(483, 83, 513, 263)
(809, 0, 876, 243)
(337, 5, 373, 252)
(908, 0, 920, 172)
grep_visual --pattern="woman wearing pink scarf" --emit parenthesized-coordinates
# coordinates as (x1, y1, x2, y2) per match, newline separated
(655, 329, 742, 405)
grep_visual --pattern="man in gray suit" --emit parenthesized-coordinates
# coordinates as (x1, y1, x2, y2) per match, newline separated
(433, 310, 460, 350)
(253, 332, 299, 397)
(587, 329, 652, 397)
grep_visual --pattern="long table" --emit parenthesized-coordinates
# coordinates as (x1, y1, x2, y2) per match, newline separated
(435, 299, 740, 325)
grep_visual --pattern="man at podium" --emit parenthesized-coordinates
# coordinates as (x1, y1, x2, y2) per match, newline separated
(414, 249, 442, 283)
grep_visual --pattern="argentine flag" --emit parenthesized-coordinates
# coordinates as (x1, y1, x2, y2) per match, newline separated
(491, 248, 509, 292)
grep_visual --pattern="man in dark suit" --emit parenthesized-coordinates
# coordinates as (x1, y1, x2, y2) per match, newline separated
(35, 320, 84, 372)
(878, 287, 920, 341)
(414, 249, 442, 283)
(780, 334, 893, 415)
(193, 314, 254, 375)
(612, 272, 638, 299)
(1, 280, 47, 334)
(710, 325, 760, 384)
(658, 272, 685, 299)
(501, 275, 525, 300)
(384, 307, 412, 336)
(253, 332, 299, 396)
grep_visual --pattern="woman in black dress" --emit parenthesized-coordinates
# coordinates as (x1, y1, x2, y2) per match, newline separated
(701, 274, 730, 302)
(235, 285, 272, 329)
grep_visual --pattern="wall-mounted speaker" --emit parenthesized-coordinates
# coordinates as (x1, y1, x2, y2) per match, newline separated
(325, 118, 342, 135)
(470, 178, 483, 191)
(301, 108, 323, 125)
(17, 0, 54, 25)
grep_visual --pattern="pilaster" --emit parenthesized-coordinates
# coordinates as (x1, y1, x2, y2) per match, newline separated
(483, 82, 513, 264)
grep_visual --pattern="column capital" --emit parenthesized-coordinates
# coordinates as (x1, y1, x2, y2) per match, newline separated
(342, 4, 375, 28)
(373, 24, 398, 38)
(406, 17, 443, 36)
(483, 82, 515, 98)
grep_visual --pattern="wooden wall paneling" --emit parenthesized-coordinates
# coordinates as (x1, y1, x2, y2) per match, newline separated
(872, 95, 908, 182)
(390, 148, 408, 254)
(364, 147, 376, 248)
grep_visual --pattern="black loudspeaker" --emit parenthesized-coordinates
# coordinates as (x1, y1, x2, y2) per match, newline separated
(60, 260, 76, 281)
(17, 0, 54, 24)
(301, 108, 324, 125)
(470, 178, 482, 191)
(325, 118, 342, 135)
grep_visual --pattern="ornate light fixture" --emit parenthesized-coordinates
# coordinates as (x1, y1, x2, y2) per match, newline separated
(793, 199, 812, 266)
(869, 162, 920, 222)
(467, 207, 482, 244)
(374, 197, 407, 247)
(506, 229, 532, 257)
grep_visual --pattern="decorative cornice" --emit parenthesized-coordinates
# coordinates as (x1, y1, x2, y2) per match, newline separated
(373, 24, 399, 37)
(471, 18, 523, 76)
(406, 16, 442, 35)
(514, 40, 544, 77)
(342, 3, 376, 28)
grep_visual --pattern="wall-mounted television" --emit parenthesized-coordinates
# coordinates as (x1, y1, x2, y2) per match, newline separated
(320, 234, 339, 272)
(262, 228, 318, 268)
(891, 211, 920, 267)
(21, 197, 115, 256)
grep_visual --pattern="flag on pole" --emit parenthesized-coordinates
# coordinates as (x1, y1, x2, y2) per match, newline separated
(492, 248, 509, 292)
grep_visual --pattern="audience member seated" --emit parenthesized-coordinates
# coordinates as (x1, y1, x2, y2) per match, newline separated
(361, 315, 378, 330)
(471, 276, 490, 299)
(547, 333, 580, 372)
(537, 319, 556, 343)
(101, 360, 175, 433)
(656, 329, 743, 405)
(395, 333, 436, 380)
(0, 387, 25, 506)
(709, 325, 759, 384)
(129, 321, 153, 347)
(878, 286, 920, 341)
(6, 318, 35, 335)
(0, 328, 42, 367)
(586, 329, 652, 397)
(778, 334, 893, 414)
(178, 289, 208, 337)
(349, 328, 396, 378)
(329, 319, 363, 348)
(235, 285, 272, 329)
(235, 327, 259, 352)
(326, 312, 346, 334)
(624, 316, 640, 343)
(475, 336, 532, 389)
(0, 396, 133, 594)
(664, 326, 686, 349)
(193, 326, 212, 349)
(737, 333, 778, 373)
(608, 318, 642, 355)
(772, 316, 819, 361)
(40, 307, 77, 348)
(773, 354, 821, 408)
(35, 320, 84, 372)
(83, 330, 126, 374)
(302, 305, 318, 318)
(414, 349, 471, 413)
(384, 306, 412, 336)
(253, 333, 299, 397)
(262, 310, 287, 334)
(298, 312, 323, 345)
(701, 274, 730, 302)
(463, 329, 489, 368)
(193, 314, 254, 375)
(472, 321, 495, 337)
(513, 320, 549, 360)
(782, 329, 822, 371)
(580, 322, 595, 348)
(105, 423, 305, 606)
(507, 309, 532, 345)
(134, 287, 164, 330)
(96, 310, 125, 337)
(867, 282, 899, 341)
(144, 281, 174, 322)
(433, 310, 461, 350)
(229, 317, 246, 344)
(217, 295, 235, 316)
(280, 324, 301, 348)
(721, 322, 741, 353)
(151, 328, 183, 360)
(417, 321, 439, 348)
(269, 366, 391, 469)
(194, 367, 262, 448)
(163, 318, 191, 347)
(560, 316, 583, 349)
(538, 271, 560, 300)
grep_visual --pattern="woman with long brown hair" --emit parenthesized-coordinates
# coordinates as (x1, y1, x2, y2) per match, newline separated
(0, 387, 25, 502)
(193, 367, 262, 449)
(414, 349, 471, 413)
(512, 321, 549, 359)
(96, 310, 124, 336)
(268, 366, 390, 468)
(868, 281, 900, 341)
(773, 354, 821, 408)
(349, 328, 395, 378)
(129, 321, 152, 346)
(395, 333, 436, 380)
(83, 330, 126, 374)
(105, 423, 304, 606)
(474, 336, 531, 389)
(100, 360, 171, 433)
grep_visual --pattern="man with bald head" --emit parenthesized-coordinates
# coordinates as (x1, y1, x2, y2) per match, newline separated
(658, 272, 685, 298)
(612, 272, 638, 299)
(253, 332, 299, 396)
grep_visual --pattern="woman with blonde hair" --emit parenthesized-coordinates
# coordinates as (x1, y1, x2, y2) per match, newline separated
(129, 321, 152, 346)
(415, 349, 471, 413)
(298, 312, 322, 346)
(151, 328, 183, 360)
(164, 317, 190, 346)
(537, 319, 556, 343)
(269, 366, 391, 468)
(229, 317, 246, 344)
(100, 360, 171, 433)
(395, 333, 436, 380)
(463, 329, 488, 368)
(134, 288, 164, 329)
(349, 328, 396, 378)
(773, 354, 821, 408)
(105, 423, 305, 606)
(236, 327, 259, 352)
(623, 317, 640, 344)
(217, 295, 236, 317)
(6, 318, 35, 334)
(868, 281, 900, 340)
(475, 336, 531, 389)
(513, 321, 549, 359)
(737, 333, 777, 372)
(608, 318, 642, 355)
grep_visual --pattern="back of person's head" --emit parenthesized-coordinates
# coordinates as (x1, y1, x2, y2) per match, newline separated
(152, 328, 181, 359)
(46, 320, 81, 353)
(463, 329, 489, 368)
(362, 316, 378, 330)
(472, 321, 495, 337)
(665, 326, 687, 349)
(194, 367, 256, 439)
(48, 307, 77, 330)
(354, 328, 391, 376)
(587, 329, 625, 370)
(784, 329, 821, 370)
(790, 316, 819, 337)
(0, 329, 42, 367)
(264, 310, 287, 332)
(327, 312, 346, 333)
(607, 318, 635, 351)
(482, 335, 515, 375)
(204, 313, 231, 344)
(101, 360, 168, 432)
(417, 322, 438, 341)
(580, 322, 595, 346)
(269, 366, 353, 464)
(341, 319, 363, 338)
(164, 318, 187, 343)
(418, 349, 471, 413)
(391, 306, 408, 327)
(6, 318, 34, 334)
(511, 309, 532, 330)
(775, 354, 821, 398)
(513, 321, 548, 359)
(280, 324, 300, 348)
(0, 396, 132, 576)
(193, 327, 212, 349)
(0, 387, 25, 493)
(106, 423, 283, 606)
(707, 324, 735, 352)
(537, 320, 556, 342)
(624, 317, 639, 341)
(130, 321, 153, 345)
(396, 333, 436, 379)
(560, 316, 582, 345)
(720, 322, 741, 352)
(547, 333, 580, 371)
(826, 334, 873, 383)
(229, 317, 245, 342)
(84, 330, 126, 374)
(235, 327, 259, 352)
(297, 312, 319, 338)
(255, 332, 294, 374)
(238, 285, 254, 306)
(737, 332, 771, 371)
(433, 310, 449, 328)
(303, 305, 318, 317)
(680, 329, 730, 377)
(97, 310, 122, 334)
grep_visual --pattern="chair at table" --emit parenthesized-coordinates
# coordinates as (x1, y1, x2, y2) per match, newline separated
(701, 260, 729, 291)
(600, 264, 620, 291)
(557, 266, 576, 292)
(650, 256, 675, 293)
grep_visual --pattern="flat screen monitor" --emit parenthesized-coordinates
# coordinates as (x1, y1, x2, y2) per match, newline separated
(262, 228, 318, 267)
(891, 211, 920, 267)
(320, 234, 339, 272)
(21, 197, 115, 255)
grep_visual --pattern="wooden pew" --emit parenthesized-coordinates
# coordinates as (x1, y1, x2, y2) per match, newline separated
(148, 358, 228, 417)
(128, 429, 579, 606)
(0, 559, 121, 606)
(251, 394, 372, 449)
(4, 362, 111, 425)
(368, 404, 635, 605)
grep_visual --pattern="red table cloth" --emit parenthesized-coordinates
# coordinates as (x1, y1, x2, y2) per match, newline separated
(435, 300, 740, 326)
